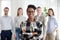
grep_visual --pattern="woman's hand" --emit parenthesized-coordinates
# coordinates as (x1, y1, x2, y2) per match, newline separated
(22, 29, 26, 32)
(32, 32, 38, 35)
(53, 27, 58, 32)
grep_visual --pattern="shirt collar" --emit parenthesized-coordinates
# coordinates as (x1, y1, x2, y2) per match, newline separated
(26, 18, 36, 23)
(4, 15, 9, 17)
(49, 16, 54, 19)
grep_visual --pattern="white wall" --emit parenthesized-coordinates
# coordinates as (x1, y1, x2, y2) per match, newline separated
(0, 0, 11, 16)
(57, 0, 60, 39)
(11, 0, 25, 18)
(0, 0, 1, 16)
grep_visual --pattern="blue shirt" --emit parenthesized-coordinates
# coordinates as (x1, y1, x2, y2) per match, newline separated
(47, 16, 58, 33)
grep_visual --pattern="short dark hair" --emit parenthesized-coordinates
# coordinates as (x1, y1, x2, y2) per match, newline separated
(27, 4, 36, 12)
(37, 6, 41, 9)
(18, 7, 22, 11)
(48, 8, 54, 16)
(4, 7, 9, 10)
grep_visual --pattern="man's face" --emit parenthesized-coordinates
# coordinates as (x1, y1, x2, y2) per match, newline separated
(37, 8, 42, 15)
(27, 8, 35, 19)
(4, 9, 9, 15)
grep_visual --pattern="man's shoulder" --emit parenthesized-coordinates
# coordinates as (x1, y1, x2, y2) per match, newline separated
(36, 21, 42, 24)
(35, 15, 38, 17)
(8, 16, 12, 17)
(35, 21, 42, 28)
(0, 16, 5, 19)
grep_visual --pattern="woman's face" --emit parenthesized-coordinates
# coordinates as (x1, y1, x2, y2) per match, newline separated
(18, 9, 23, 15)
(48, 10, 53, 16)
(27, 8, 35, 20)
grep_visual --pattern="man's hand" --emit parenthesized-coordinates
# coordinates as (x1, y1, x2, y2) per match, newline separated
(12, 33, 16, 39)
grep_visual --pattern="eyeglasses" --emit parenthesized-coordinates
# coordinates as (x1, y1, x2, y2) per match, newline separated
(27, 11, 35, 15)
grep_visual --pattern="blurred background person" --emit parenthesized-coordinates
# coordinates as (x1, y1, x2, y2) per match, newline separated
(0, 7, 15, 40)
(46, 8, 58, 40)
(35, 6, 46, 40)
(14, 7, 26, 40)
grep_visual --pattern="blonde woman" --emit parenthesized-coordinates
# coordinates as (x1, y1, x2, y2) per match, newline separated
(15, 8, 26, 40)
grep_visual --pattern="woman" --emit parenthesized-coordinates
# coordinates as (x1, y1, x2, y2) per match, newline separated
(15, 8, 26, 40)
(46, 8, 58, 40)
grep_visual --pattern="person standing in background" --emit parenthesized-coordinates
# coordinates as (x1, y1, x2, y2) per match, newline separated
(0, 7, 15, 40)
(46, 8, 58, 40)
(35, 7, 46, 40)
(14, 7, 26, 40)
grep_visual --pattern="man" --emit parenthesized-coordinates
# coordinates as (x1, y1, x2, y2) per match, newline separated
(0, 7, 15, 40)
(20, 5, 43, 40)
(35, 7, 46, 40)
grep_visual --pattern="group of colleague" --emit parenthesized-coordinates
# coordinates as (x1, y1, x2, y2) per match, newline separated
(0, 4, 58, 40)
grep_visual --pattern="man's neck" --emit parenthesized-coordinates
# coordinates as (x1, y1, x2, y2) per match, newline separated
(4, 15, 8, 16)
(19, 14, 22, 16)
(37, 13, 41, 16)
(37, 14, 40, 16)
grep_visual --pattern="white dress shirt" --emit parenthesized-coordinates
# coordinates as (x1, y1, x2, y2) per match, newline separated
(0, 16, 15, 33)
(15, 15, 26, 28)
